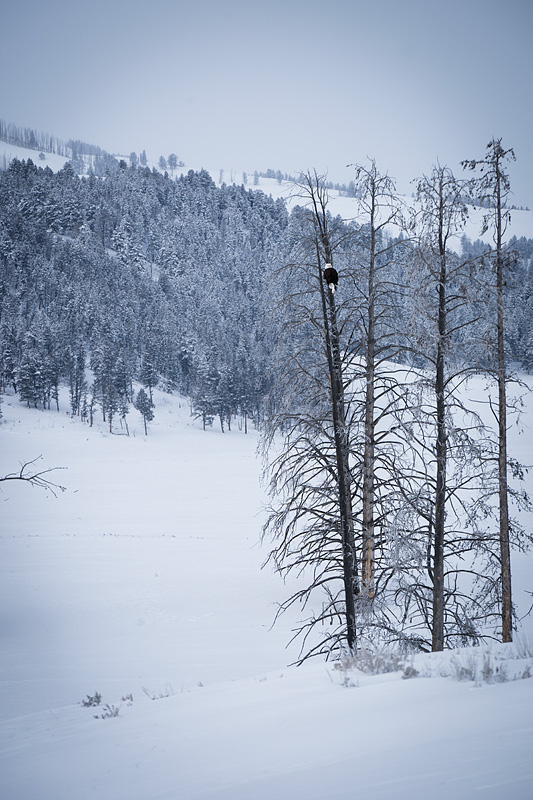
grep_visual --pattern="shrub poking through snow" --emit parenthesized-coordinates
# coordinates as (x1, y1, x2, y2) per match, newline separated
(331, 647, 419, 686)
(93, 704, 120, 720)
(142, 684, 176, 700)
(439, 646, 533, 685)
(81, 692, 102, 707)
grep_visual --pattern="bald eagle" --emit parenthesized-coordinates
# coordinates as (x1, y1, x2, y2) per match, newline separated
(323, 264, 338, 293)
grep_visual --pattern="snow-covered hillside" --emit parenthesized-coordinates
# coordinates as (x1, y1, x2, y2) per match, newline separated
(3, 139, 532, 244)
(1, 385, 532, 799)
(0, 141, 69, 173)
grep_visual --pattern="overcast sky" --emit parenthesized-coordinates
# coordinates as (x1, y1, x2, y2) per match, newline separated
(1, 0, 531, 204)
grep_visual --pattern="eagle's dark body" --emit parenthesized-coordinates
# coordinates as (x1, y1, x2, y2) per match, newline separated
(323, 265, 338, 293)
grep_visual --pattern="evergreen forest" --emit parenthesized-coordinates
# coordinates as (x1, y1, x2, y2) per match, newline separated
(0, 158, 289, 431)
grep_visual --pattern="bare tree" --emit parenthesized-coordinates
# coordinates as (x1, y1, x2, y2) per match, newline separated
(404, 165, 498, 650)
(463, 139, 518, 642)
(347, 161, 408, 598)
(262, 173, 359, 659)
(309, 174, 358, 651)
(417, 166, 470, 650)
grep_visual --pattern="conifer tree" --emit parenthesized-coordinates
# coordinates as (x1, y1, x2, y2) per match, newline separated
(134, 388, 154, 435)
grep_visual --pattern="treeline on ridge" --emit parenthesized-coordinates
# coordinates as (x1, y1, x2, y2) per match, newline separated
(0, 156, 532, 436)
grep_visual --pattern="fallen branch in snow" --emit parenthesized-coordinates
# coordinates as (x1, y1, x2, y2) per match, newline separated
(0, 456, 67, 497)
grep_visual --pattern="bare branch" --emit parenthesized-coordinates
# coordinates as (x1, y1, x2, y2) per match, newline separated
(0, 456, 67, 497)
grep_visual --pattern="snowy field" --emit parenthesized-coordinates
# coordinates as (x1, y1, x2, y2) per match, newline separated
(1, 382, 532, 799)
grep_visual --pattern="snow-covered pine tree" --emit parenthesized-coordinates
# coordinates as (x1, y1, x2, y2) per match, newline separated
(134, 388, 154, 435)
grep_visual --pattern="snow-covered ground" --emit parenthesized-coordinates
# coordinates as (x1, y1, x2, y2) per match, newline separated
(0, 389, 306, 716)
(0, 141, 69, 173)
(1, 383, 532, 799)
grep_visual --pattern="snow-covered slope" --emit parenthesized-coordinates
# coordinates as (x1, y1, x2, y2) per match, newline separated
(1, 385, 532, 799)
(0, 141, 69, 172)
(2, 647, 533, 800)
(3, 138, 531, 243)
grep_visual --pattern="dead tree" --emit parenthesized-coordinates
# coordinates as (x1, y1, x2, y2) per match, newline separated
(348, 160, 408, 598)
(262, 173, 359, 659)
(463, 139, 518, 642)
(309, 176, 358, 652)
(408, 165, 491, 650)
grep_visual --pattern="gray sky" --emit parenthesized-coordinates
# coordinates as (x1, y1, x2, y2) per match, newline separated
(1, 0, 532, 204)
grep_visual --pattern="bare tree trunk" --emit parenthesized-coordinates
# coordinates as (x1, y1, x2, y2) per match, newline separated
(414, 165, 475, 650)
(496, 185, 512, 642)
(432, 239, 447, 651)
(309, 177, 359, 652)
(362, 205, 376, 596)
(320, 260, 358, 651)
(462, 139, 515, 643)
(351, 162, 404, 599)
